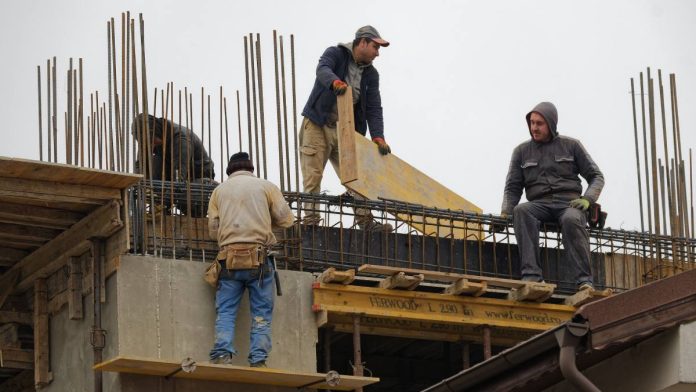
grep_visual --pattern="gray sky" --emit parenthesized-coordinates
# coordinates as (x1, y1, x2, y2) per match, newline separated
(1, 0, 695, 232)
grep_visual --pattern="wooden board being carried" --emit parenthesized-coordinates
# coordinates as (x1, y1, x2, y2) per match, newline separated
(95, 356, 379, 391)
(336, 91, 482, 239)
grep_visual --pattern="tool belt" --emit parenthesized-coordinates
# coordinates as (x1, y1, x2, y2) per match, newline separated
(217, 243, 267, 270)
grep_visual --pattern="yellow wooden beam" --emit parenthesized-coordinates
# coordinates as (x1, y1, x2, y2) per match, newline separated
(312, 283, 575, 332)
(336, 91, 482, 239)
(95, 356, 379, 391)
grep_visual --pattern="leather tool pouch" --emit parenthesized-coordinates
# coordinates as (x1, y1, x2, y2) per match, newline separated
(220, 244, 265, 270)
(203, 260, 221, 288)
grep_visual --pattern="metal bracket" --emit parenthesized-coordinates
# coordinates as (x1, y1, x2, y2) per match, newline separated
(89, 327, 107, 349)
(164, 357, 197, 379)
(297, 370, 340, 390)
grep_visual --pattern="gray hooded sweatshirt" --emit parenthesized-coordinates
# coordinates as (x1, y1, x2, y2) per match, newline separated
(501, 102, 604, 215)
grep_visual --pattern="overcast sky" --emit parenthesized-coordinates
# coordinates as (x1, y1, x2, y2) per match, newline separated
(1, 0, 694, 233)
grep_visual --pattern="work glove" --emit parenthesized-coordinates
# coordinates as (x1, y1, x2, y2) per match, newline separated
(569, 197, 590, 211)
(372, 137, 391, 155)
(331, 80, 348, 96)
(489, 213, 510, 234)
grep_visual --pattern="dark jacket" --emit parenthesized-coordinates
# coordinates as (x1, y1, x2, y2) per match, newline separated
(301, 45, 384, 139)
(134, 116, 215, 181)
(501, 102, 604, 215)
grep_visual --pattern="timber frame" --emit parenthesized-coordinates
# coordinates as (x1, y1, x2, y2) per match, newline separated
(0, 157, 140, 388)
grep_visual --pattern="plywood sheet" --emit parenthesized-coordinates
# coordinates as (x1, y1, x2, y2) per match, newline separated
(95, 356, 379, 390)
(336, 93, 482, 239)
(0, 157, 141, 189)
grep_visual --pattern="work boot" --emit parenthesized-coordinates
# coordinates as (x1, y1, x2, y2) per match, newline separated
(211, 353, 233, 365)
(578, 282, 594, 292)
(250, 360, 267, 368)
(301, 214, 322, 226)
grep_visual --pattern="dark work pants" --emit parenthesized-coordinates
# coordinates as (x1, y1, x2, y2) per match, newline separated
(513, 196, 593, 287)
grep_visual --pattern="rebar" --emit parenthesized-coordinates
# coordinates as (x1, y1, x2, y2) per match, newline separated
(630, 78, 644, 232)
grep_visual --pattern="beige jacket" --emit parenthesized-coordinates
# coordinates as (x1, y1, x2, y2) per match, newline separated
(207, 171, 294, 247)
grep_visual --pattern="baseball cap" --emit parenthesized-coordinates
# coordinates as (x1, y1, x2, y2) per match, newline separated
(355, 25, 390, 47)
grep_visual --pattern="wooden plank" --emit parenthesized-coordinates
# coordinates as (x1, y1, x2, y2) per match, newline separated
(313, 283, 575, 332)
(0, 247, 29, 265)
(0, 157, 142, 189)
(0, 324, 20, 348)
(444, 278, 487, 297)
(68, 257, 83, 320)
(0, 202, 83, 229)
(94, 356, 379, 391)
(564, 287, 613, 307)
(337, 90, 359, 183)
(0, 223, 61, 243)
(33, 279, 52, 386)
(0, 311, 32, 325)
(0, 177, 121, 205)
(0, 200, 122, 304)
(0, 347, 34, 370)
(507, 282, 556, 303)
(0, 195, 95, 213)
(318, 268, 356, 285)
(336, 94, 482, 239)
(359, 264, 530, 289)
(378, 272, 424, 290)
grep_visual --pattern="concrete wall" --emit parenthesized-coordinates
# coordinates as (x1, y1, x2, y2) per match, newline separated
(45, 255, 318, 392)
(544, 320, 696, 392)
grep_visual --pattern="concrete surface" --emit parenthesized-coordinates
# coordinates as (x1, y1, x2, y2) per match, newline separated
(44, 254, 318, 392)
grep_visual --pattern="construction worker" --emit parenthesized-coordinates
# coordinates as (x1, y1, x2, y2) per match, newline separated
(300, 25, 392, 231)
(132, 113, 215, 216)
(207, 152, 293, 367)
(499, 102, 604, 291)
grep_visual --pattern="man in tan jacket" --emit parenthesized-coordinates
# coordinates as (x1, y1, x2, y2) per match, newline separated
(207, 152, 293, 367)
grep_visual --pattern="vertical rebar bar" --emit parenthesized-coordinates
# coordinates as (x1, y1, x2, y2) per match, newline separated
(37, 65, 43, 161)
(208, 94, 212, 179)
(291, 35, 300, 193)
(224, 97, 230, 165)
(79, 60, 84, 166)
(255, 36, 268, 179)
(111, 18, 121, 171)
(121, 13, 127, 171)
(236, 90, 242, 152)
(658, 71, 674, 236)
(126, 12, 131, 172)
(639, 72, 653, 234)
(219, 86, 224, 181)
(46, 59, 51, 162)
(280, 35, 291, 191)
(52, 57, 57, 163)
(67, 61, 73, 164)
(648, 72, 662, 269)
(249, 33, 261, 178)
(244, 36, 253, 161)
(273, 30, 285, 190)
(630, 78, 644, 232)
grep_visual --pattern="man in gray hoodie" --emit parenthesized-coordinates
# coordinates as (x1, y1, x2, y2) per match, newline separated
(500, 102, 604, 291)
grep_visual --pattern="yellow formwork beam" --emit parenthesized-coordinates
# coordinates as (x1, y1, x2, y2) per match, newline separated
(312, 283, 575, 335)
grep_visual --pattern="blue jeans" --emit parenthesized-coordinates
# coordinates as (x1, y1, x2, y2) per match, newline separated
(209, 258, 275, 364)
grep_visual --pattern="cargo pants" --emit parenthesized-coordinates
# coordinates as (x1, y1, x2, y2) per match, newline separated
(299, 117, 372, 224)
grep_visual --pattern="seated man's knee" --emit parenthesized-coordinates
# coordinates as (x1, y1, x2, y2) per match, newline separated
(513, 203, 533, 219)
(560, 208, 586, 228)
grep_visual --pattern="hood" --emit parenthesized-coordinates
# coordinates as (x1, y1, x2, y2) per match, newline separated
(525, 101, 558, 141)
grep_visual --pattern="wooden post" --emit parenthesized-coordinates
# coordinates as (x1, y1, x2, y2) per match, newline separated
(68, 257, 83, 320)
(482, 325, 492, 360)
(33, 278, 52, 387)
(352, 314, 364, 392)
(462, 341, 471, 370)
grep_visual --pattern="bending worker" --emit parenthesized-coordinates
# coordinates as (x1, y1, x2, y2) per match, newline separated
(207, 152, 293, 367)
(132, 113, 216, 216)
(300, 25, 392, 231)
(500, 102, 604, 291)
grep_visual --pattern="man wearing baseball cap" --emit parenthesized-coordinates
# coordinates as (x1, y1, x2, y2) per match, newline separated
(300, 25, 392, 231)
